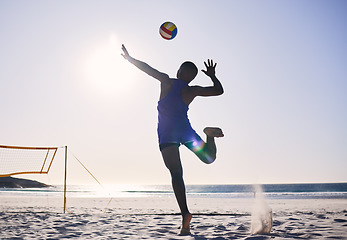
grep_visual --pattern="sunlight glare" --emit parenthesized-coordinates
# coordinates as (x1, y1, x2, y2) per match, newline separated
(85, 34, 135, 98)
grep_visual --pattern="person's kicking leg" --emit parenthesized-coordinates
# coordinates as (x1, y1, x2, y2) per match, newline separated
(185, 127, 224, 164)
(160, 144, 192, 235)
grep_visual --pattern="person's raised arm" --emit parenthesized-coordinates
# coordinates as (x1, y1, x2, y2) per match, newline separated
(121, 44, 169, 82)
(191, 59, 224, 97)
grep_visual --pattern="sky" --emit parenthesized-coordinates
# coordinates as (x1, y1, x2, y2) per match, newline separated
(1, 0, 346, 186)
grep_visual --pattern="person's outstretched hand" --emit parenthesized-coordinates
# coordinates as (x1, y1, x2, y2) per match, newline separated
(201, 59, 217, 77)
(121, 44, 130, 60)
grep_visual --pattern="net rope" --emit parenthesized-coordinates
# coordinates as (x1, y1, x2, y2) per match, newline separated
(69, 150, 113, 213)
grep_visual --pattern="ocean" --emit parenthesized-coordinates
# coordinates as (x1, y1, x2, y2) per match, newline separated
(1, 182, 347, 199)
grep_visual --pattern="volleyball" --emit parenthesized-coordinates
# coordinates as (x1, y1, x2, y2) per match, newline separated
(159, 22, 177, 40)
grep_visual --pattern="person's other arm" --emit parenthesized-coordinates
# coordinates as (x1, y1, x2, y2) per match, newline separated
(191, 59, 224, 97)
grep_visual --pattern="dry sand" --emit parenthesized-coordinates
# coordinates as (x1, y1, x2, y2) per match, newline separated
(0, 196, 346, 239)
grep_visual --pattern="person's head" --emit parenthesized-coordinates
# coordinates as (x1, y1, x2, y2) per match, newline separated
(176, 61, 198, 83)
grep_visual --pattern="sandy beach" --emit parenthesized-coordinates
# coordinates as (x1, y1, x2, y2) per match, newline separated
(0, 195, 346, 239)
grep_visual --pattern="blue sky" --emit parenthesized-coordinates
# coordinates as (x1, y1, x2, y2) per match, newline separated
(1, 0, 346, 185)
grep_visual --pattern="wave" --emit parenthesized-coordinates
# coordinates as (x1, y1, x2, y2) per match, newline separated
(1, 183, 347, 199)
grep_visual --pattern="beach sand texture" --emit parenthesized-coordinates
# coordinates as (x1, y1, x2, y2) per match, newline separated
(0, 196, 346, 239)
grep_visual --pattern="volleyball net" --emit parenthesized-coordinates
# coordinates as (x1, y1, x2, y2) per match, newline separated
(0, 145, 59, 177)
(0, 145, 109, 213)
(0, 144, 68, 212)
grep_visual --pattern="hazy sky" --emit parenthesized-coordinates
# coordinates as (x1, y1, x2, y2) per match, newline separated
(1, 0, 346, 185)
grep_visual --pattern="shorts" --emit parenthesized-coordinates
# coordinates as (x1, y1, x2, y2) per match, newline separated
(158, 131, 203, 151)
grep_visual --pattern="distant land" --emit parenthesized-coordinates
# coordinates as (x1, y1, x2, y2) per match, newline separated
(0, 177, 48, 188)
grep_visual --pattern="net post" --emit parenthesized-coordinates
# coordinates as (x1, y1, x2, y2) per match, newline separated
(63, 146, 67, 213)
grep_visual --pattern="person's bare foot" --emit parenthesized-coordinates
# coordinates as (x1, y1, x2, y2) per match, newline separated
(179, 213, 192, 235)
(203, 127, 224, 138)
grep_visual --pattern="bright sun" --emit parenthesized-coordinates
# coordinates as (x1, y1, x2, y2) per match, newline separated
(84, 34, 135, 97)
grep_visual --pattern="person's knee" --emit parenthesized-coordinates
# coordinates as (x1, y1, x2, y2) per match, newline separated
(196, 150, 216, 164)
(202, 155, 216, 164)
(188, 143, 217, 164)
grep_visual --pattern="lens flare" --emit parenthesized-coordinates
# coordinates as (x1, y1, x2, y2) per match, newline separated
(191, 140, 204, 152)
(189, 140, 214, 164)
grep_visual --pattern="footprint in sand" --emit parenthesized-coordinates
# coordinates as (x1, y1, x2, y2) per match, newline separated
(334, 218, 347, 223)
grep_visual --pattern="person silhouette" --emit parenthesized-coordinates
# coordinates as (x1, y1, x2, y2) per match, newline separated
(121, 44, 224, 235)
